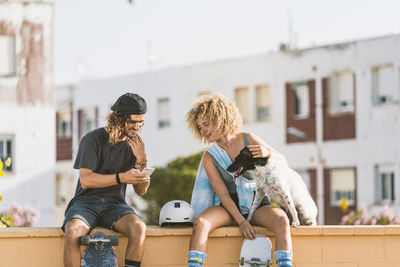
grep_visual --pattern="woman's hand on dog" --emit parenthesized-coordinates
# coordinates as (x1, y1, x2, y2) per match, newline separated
(247, 145, 271, 158)
(238, 220, 257, 240)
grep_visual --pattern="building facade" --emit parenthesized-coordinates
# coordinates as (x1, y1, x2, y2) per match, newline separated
(0, 1, 55, 226)
(54, 84, 74, 226)
(63, 34, 400, 224)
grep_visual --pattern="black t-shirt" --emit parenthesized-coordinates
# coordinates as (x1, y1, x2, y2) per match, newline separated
(69, 127, 136, 204)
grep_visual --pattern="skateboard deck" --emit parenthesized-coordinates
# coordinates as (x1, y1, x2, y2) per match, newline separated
(81, 231, 119, 267)
(239, 234, 272, 267)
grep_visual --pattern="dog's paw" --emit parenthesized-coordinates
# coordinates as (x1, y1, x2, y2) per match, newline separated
(291, 221, 300, 227)
(305, 220, 315, 226)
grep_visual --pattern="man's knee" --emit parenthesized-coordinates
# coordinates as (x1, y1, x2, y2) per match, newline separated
(133, 219, 146, 234)
(64, 219, 90, 241)
(126, 217, 146, 239)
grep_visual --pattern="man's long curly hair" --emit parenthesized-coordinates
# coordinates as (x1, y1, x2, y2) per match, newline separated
(186, 94, 242, 144)
(105, 111, 130, 145)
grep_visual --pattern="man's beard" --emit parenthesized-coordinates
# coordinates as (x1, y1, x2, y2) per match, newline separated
(125, 128, 139, 139)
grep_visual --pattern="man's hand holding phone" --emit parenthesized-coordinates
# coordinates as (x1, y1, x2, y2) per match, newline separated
(141, 167, 155, 176)
(120, 168, 151, 185)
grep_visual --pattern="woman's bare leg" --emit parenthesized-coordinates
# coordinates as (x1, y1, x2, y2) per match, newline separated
(189, 206, 235, 252)
(251, 205, 292, 251)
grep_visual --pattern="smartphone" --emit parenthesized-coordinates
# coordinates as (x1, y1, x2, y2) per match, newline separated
(141, 167, 155, 176)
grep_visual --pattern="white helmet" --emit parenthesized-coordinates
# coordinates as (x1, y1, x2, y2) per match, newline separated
(159, 200, 194, 227)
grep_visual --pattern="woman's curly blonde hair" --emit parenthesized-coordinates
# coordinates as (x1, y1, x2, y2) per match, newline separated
(105, 112, 130, 145)
(186, 94, 242, 143)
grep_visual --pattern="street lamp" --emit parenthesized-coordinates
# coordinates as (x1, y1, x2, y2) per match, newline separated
(287, 126, 325, 225)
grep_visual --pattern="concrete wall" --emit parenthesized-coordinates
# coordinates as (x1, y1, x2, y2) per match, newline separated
(0, 226, 399, 266)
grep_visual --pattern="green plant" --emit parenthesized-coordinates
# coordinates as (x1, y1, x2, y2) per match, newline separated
(141, 150, 204, 224)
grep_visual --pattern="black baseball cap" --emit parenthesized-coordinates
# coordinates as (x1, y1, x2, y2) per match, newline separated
(111, 93, 147, 115)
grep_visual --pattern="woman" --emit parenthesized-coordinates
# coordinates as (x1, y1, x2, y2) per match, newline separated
(186, 95, 293, 267)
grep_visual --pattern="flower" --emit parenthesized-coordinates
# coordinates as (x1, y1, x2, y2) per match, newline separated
(341, 204, 400, 225)
(12, 203, 22, 211)
(0, 204, 40, 227)
(340, 197, 349, 212)
(4, 157, 11, 168)
(0, 194, 2, 202)
(0, 158, 3, 175)
(12, 213, 24, 227)
(341, 213, 350, 224)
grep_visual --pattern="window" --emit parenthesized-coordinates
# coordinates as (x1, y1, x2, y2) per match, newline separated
(57, 110, 72, 138)
(375, 165, 395, 203)
(372, 65, 395, 105)
(330, 168, 355, 206)
(292, 83, 309, 119)
(329, 72, 355, 114)
(255, 85, 270, 121)
(78, 108, 97, 138)
(55, 172, 74, 205)
(234, 87, 249, 123)
(0, 136, 14, 172)
(0, 35, 16, 77)
(158, 98, 170, 128)
(55, 174, 66, 205)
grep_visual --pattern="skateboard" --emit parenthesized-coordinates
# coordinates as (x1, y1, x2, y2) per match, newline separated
(239, 234, 272, 267)
(80, 231, 119, 267)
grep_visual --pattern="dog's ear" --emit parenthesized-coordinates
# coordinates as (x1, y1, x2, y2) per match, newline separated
(242, 146, 253, 157)
(243, 146, 268, 166)
(243, 146, 251, 152)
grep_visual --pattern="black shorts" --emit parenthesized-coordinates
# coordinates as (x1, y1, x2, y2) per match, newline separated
(221, 193, 269, 219)
(62, 197, 137, 232)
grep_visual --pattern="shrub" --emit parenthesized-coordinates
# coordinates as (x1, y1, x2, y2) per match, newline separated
(0, 203, 40, 227)
(341, 204, 400, 225)
(140, 150, 204, 224)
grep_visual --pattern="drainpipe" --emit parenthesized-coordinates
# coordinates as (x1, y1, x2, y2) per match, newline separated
(314, 68, 325, 225)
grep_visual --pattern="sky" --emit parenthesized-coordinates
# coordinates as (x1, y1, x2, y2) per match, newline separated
(52, 0, 400, 86)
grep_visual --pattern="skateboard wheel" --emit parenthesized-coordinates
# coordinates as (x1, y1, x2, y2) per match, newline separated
(110, 235, 119, 246)
(80, 235, 90, 246)
(240, 256, 244, 265)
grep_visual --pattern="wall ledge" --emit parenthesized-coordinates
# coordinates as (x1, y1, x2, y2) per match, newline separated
(0, 225, 399, 238)
(1, 225, 400, 266)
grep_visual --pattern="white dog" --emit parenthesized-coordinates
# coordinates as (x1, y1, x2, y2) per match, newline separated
(227, 147, 318, 226)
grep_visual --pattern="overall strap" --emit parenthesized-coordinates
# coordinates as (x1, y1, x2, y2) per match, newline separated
(243, 132, 249, 147)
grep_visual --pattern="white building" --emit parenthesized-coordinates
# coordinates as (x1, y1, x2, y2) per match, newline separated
(54, 84, 74, 226)
(0, 1, 55, 226)
(66, 34, 400, 224)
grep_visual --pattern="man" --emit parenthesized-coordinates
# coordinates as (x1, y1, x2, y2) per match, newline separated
(63, 93, 150, 267)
